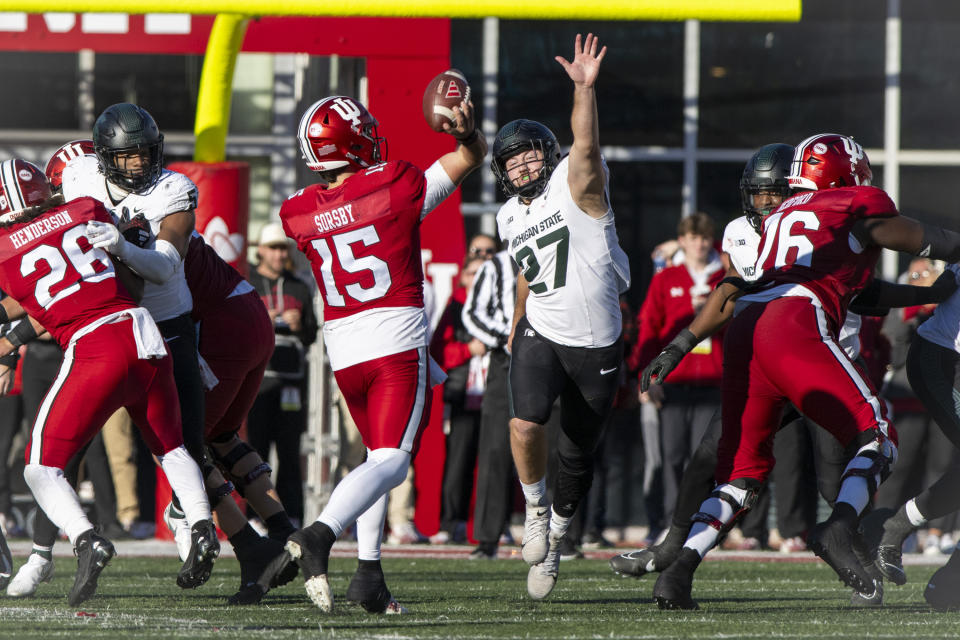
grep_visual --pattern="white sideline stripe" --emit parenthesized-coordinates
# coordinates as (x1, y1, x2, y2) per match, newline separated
(8, 539, 950, 566)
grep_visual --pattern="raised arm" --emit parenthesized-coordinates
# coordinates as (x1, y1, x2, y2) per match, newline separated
(556, 33, 608, 218)
(437, 98, 488, 187)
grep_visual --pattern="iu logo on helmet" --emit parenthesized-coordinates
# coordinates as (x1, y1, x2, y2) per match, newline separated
(330, 97, 363, 128)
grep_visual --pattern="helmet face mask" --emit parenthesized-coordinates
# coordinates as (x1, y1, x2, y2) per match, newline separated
(492, 120, 561, 200)
(788, 133, 871, 192)
(298, 96, 386, 175)
(0, 159, 53, 224)
(93, 103, 164, 193)
(740, 143, 794, 234)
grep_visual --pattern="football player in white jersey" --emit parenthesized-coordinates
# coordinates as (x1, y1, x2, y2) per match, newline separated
(61, 103, 219, 586)
(492, 33, 630, 600)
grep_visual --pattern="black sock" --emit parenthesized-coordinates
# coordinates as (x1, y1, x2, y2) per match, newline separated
(308, 521, 338, 551)
(356, 559, 383, 575)
(660, 524, 689, 553)
(881, 505, 917, 546)
(265, 512, 296, 542)
(228, 524, 261, 558)
(829, 502, 859, 529)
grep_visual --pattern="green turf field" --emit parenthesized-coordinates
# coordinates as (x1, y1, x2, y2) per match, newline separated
(0, 555, 955, 639)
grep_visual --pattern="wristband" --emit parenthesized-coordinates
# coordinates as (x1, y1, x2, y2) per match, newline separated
(6, 320, 38, 349)
(0, 352, 18, 368)
(455, 129, 480, 146)
(0, 305, 7, 325)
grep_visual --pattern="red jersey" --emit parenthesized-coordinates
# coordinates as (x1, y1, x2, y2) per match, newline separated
(184, 233, 244, 321)
(0, 197, 134, 348)
(631, 263, 725, 386)
(279, 161, 427, 322)
(751, 186, 897, 329)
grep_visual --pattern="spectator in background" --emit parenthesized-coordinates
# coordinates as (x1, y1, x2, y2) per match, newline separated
(461, 247, 518, 559)
(247, 223, 318, 526)
(0, 292, 24, 538)
(630, 213, 724, 533)
(430, 254, 487, 544)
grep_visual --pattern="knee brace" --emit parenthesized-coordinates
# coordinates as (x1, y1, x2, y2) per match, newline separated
(208, 436, 271, 496)
(691, 479, 761, 534)
(841, 430, 897, 497)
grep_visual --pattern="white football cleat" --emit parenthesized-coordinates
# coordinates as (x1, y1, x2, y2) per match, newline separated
(527, 532, 561, 600)
(164, 502, 192, 562)
(7, 553, 54, 597)
(521, 503, 550, 566)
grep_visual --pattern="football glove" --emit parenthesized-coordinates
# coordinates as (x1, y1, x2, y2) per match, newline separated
(640, 328, 699, 392)
(85, 220, 127, 256)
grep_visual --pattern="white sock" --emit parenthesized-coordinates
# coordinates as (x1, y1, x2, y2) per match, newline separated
(356, 493, 388, 561)
(684, 484, 748, 559)
(158, 446, 212, 526)
(23, 464, 93, 546)
(835, 478, 870, 515)
(549, 510, 571, 539)
(318, 448, 410, 538)
(906, 498, 928, 527)
(521, 478, 546, 507)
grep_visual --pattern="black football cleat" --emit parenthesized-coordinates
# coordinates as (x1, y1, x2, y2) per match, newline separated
(652, 548, 701, 610)
(285, 521, 336, 612)
(68, 530, 116, 606)
(610, 544, 678, 579)
(228, 537, 299, 606)
(177, 519, 220, 589)
(924, 550, 960, 611)
(346, 562, 407, 614)
(849, 530, 883, 607)
(808, 519, 873, 595)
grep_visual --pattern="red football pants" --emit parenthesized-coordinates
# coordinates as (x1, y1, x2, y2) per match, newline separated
(716, 297, 895, 485)
(26, 318, 183, 469)
(198, 290, 274, 441)
(334, 347, 431, 455)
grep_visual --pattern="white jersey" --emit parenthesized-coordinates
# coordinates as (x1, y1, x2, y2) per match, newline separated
(722, 214, 862, 359)
(496, 157, 630, 347)
(917, 264, 960, 353)
(62, 155, 197, 321)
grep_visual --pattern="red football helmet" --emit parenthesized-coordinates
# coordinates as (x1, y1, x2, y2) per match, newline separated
(45, 139, 95, 193)
(297, 96, 385, 173)
(0, 159, 53, 223)
(788, 133, 872, 191)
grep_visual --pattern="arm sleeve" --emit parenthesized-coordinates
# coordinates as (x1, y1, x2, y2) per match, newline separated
(420, 161, 457, 221)
(461, 259, 508, 348)
(116, 238, 182, 285)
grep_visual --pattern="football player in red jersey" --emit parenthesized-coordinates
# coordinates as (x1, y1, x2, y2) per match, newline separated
(0, 159, 217, 606)
(647, 133, 960, 609)
(273, 93, 485, 613)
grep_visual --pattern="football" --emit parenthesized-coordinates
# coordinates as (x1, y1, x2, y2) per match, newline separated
(422, 69, 471, 133)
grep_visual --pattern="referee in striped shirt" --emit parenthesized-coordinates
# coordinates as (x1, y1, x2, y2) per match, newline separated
(461, 249, 518, 558)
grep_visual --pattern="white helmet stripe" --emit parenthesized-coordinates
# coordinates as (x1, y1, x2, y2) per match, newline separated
(298, 96, 339, 168)
(0, 160, 25, 212)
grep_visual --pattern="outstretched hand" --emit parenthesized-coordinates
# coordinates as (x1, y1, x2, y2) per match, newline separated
(555, 33, 607, 88)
